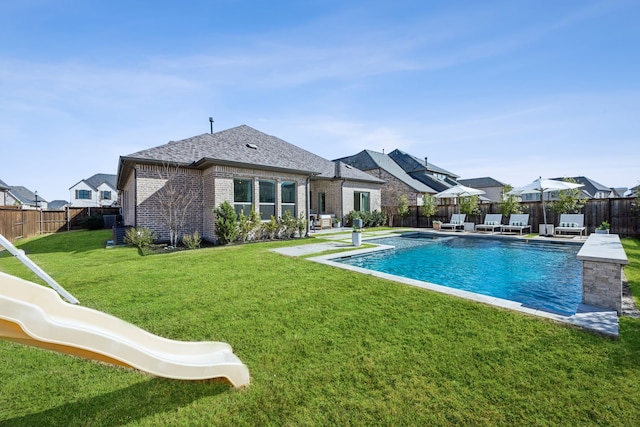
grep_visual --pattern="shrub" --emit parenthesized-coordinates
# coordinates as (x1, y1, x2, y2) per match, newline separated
(345, 210, 387, 227)
(280, 211, 297, 239)
(500, 185, 523, 217)
(397, 195, 410, 226)
(262, 216, 279, 240)
(81, 214, 104, 230)
(297, 213, 308, 237)
(214, 201, 238, 244)
(124, 227, 155, 250)
(552, 178, 586, 214)
(182, 230, 202, 249)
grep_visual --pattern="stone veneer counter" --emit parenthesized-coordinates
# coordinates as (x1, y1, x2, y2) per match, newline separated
(577, 234, 628, 314)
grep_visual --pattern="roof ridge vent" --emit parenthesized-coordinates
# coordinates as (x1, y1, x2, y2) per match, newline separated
(246, 143, 258, 149)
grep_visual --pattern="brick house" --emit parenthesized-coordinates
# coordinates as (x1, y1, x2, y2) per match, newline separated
(69, 174, 118, 207)
(116, 125, 383, 242)
(334, 149, 436, 209)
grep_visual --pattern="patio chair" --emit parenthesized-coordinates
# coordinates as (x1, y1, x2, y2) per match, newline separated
(500, 214, 531, 235)
(554, 214, 586, 237)
(475, 214, 503, 233)
(440, 214, 466, 231)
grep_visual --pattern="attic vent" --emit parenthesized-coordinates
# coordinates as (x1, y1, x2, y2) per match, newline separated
(345, 164, 352, 169)
(246, 143, 258, 150)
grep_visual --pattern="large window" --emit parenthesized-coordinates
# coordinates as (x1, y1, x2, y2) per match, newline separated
(354, 191, 370, 212)
(234, 178, 253, 216)
(259, 180, 276, 220)
(76, 189, 91, 200)
(101, 191, 111, 200)
(281, 181, 296, 217)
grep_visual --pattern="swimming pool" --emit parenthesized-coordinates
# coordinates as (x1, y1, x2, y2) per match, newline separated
(335, 234, 582, 315)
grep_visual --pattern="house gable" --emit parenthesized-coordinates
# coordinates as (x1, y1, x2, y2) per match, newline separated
(70, 173, 118, 207)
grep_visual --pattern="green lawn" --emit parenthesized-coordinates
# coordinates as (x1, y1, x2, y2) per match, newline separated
(1, 230, 640, 426)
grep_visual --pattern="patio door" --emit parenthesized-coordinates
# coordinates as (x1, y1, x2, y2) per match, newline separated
(317, 192, 326, 214)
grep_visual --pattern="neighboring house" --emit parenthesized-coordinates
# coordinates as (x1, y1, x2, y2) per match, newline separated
(387, 150, 460, 193)
(48, 200, 70, 210)
(69, 174, 118, 207)
(610, 187, 628, 198)
(559, 176, 614, 199)
(334, 149, 436, 208)
(457, 177, 506, 203)
(519, 176, 612, 202)
(0, 179, 9, 206)
(4, 186, 48, 210)
(337, 149, 465, 206)
(117, 125, 383, 242)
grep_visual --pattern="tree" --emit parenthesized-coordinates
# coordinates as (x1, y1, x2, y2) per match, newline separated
(214, 201, 238, 244)
(500, 185, 522, 217)
(420, 194, 438, 227)
(552, 178, 586, 214)
(155, 163, 199, 247)
(460, 195, 481, 218)
(397, 194, 410, 226)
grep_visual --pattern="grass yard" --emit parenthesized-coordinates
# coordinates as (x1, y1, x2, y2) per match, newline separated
(1, 230, 640, 426)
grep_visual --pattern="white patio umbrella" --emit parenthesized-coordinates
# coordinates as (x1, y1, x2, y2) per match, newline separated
(508, 177, 584, 235)
(435, 184, 485, 220)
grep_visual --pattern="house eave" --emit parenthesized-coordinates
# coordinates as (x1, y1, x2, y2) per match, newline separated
(192, 157, 321, 176)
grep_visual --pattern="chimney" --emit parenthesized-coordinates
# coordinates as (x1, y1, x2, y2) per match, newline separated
(334, 161, 341, 178)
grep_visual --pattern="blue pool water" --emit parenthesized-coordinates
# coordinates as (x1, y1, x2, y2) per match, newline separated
(336, 234, 582, 315)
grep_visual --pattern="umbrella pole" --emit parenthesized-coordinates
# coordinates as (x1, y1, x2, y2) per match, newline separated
(541, 190, 548, 236)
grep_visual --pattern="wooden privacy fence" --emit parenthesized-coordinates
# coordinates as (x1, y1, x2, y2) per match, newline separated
(0, 207, 121, 243)
(385, 197, 640, 238)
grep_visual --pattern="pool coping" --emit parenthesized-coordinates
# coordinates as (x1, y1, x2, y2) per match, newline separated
(273, 232, 619, 337)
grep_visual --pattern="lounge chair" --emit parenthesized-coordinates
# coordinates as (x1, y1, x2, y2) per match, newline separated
(440, 214, 466, 231)
(475, 214, 503, 233)
(501, 214, 531, 235)
(554, 214, 586, 237)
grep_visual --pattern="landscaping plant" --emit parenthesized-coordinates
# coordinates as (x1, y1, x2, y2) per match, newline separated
(213, 201, 238, 244)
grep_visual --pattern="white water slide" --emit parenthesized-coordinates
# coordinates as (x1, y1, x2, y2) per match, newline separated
(0, 235, 249, 388)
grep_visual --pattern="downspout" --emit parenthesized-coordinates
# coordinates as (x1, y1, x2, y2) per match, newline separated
(133, 167, 138, 228)
(306, 175, 312, 237)
(340, 179, 346, 224)
(335, 161, 346, 225)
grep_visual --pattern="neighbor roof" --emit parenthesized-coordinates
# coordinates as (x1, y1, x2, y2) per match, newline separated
(388, 150, 459, 178)
(118, 125, 383, 189)
(550, 176, 612, 198)
(0, 178, 9, 191)
(70, 173, 117, 191)
(458, 177, 506, 188)
(8, 186, 47, 204)
(48, 200, 70, 210)
(335, 150, 436, 193)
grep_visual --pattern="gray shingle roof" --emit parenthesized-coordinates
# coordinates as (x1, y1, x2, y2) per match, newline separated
(335, 150, 436, 193)
(388, 149, 459, 178)
(85, 174, 117, 190)
(550, 176, 612, 198)
(458, 177, 506, 188)
(8, 186, 47, 204)
(70, 174, 117, 191)
(0, 178, 9, 191)
(48, 200, 70, 210)
(118, 125, 382, 188)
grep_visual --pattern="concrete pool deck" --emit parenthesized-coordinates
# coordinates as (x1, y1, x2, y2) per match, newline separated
(273, 228, 620, 337)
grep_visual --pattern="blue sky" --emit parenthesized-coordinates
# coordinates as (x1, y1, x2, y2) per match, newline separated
(1, 0, 639, 201)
